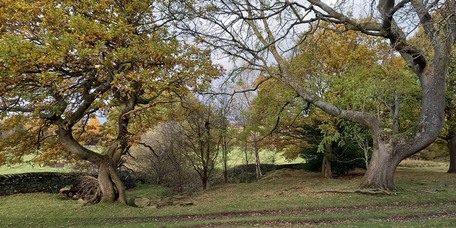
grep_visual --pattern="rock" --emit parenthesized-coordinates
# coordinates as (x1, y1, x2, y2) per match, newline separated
(132, 197, 151, 208)
(59, 185, 77, 198)
(59, 185, 73, 193)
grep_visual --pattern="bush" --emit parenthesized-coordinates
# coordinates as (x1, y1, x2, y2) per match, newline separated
(414, 140, 448, 161)
(300, 143, 366, 176)
(232, 172, 258, 183)
(227, 163, 304, 183)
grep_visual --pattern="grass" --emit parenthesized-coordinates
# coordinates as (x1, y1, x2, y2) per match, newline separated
(0, 155, 73, 175)
(398, 159, 449, 172)
(224, 147, 305, 167)
(1, 163, 456, 227)
(128, 183, 170, 200)
(0, 148, 302, 175)
(0, 163, 73, 175)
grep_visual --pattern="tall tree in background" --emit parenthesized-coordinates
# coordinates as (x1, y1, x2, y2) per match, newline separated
(0, 0, 220, 203)
(442, 50, 456, 173)
(170, 0, 455, 190)
(213, 94, 232, 183)
(163, 97, 227, 190)
(226, 75, 258, 173)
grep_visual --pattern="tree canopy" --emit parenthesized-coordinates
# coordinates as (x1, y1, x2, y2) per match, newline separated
(168, 0, 456, 190)
(0, 0, 221, 203)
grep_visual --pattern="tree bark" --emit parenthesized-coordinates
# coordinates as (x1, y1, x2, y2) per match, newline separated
(56, 137, 128, 204)
(321, 142, 332, 178)
(251, 131, 262, 180)
(362, 138, 370, 170)
(361, 135, 401, 190)
(55, 90, 136, 204)
(222, 136, 228, 183)
(202, 175, 208, 190)
(98, 161, 116, 203)
(392, 91, 400, 134)
(448, 132, 456, 173)
(254, 140, 262, 180)
(97, 159, 127, 203)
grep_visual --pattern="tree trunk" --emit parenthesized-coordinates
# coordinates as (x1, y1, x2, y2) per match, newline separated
(222, 138, 228, 183)
(243, 139, 249, 166)
(448, 133, 456, 173)
(321, 143, 332, 178)
(200, 157, 209, 190)
(392, 91, 400, 134)
(361, 136, 402, 190)
(363, 138, 370, 169)
(98, 160, 127, 204)
(57, 126, 127, 204)
(254, 140, 262, 180)
(202, 175, 208, 190)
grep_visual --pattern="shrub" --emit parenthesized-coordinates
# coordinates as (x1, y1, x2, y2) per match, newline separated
(227, 163, 304, 183)
(300, 142, 366, 176)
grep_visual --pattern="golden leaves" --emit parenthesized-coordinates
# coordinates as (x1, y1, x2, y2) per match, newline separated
(0, 0, 224, 167)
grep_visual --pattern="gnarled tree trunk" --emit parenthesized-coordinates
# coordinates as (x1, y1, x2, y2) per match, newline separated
(56, 91, 136, 204)
(98, 159, 127, 204)
(361, 135, 401, 190)
(59, 125, 129, 203)
(361, 51, 447, 190)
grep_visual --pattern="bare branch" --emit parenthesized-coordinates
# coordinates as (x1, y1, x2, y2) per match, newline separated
(389, 0, 412, 17)
(197, 75, 272, 96)
(410, 0, 436, 42)
(307, 0, 383, 36)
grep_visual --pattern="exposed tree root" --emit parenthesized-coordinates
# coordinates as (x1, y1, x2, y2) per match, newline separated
(77, 175, 101, 203)
(60, 175, 100, 203)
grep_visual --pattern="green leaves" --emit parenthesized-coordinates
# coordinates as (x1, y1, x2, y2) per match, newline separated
(0, 0, 222, 167)
(289, 23, 419, 131)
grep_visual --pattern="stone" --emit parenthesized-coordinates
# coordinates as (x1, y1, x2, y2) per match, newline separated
(132, 197, 151, 208)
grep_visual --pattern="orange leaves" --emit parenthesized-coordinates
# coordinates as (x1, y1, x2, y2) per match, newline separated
(295, 26, 380, 79)
(87, 117, 101, 133)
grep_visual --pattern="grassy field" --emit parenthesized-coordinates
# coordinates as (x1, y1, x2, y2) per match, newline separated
(0, 163, 73, 175)
(0, 155, 73, 175)
(1, 162, 456, 227)
(226, 147, 305, 166)
(0, 148, 303, 175)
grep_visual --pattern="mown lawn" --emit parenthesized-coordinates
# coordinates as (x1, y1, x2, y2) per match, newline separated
(1, 163, 456, 227)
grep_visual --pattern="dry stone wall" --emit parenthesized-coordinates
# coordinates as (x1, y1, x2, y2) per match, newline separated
(0, 172, 82, 195)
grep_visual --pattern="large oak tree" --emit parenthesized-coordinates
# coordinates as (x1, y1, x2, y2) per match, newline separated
(0, 0, 220, 203)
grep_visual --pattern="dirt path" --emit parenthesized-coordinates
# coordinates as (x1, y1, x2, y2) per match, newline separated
(196, 211, 456, 227)
(102, 201, 456, 226)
